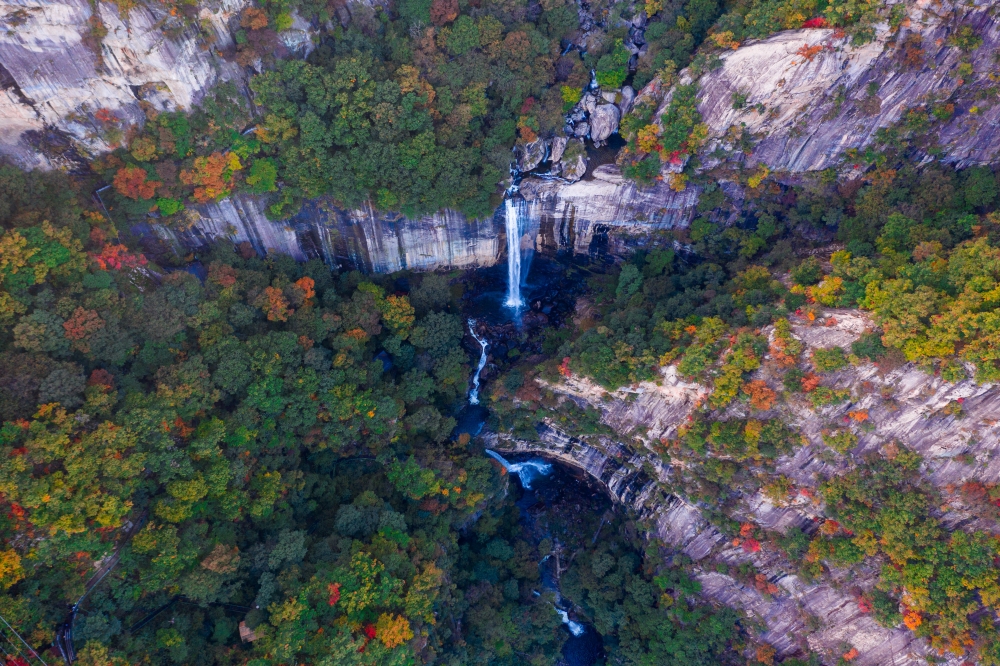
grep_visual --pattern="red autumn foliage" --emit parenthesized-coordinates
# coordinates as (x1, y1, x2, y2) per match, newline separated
(328, 582, 341, 606)
(858, 596, 873, 613)
(208, 263, 238, 289)
(94, 108, 117, 124)
(742, 538, 761, 553)
(63, 307, 104, 341)
(364, 623, 377, 640)
(802, 17, 829, 28)
(113, 166, 160, 200)
(91, 244, 148, 271)
(88, 369, 115, 390)
(429, 0, 458, 25)
(558, 357, 572, 377)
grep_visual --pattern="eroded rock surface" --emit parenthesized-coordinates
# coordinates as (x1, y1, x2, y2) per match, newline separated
(0, 0, 247, 167)
(691, 2, 1000, 171)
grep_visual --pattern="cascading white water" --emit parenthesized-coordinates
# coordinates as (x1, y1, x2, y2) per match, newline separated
(555, 607, 586, 636)
(485, 450, 552, 489)
(468, 319, 488, 405)
(504, 198, 523, 308)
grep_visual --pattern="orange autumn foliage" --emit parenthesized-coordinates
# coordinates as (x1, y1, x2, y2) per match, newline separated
(842, 647, 859, 661)
(180, 153, 240, 203)
(743, 379, 777, 410)
(113, 166, 160, 200)
(795, 44, 824, 62)
(240, 6, 268, 29)
(800, 372, 821, 392)
(294, 276, 316, 301)
(755, 643, 776, 665)
(903, 611, 922, 630)
(258, 286, 291, 322)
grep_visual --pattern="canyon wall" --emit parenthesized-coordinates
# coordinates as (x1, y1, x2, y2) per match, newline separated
(489, 306, 999, 666)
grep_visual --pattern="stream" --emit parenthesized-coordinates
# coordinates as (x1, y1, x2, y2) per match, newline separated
(488, 449, 606, 666)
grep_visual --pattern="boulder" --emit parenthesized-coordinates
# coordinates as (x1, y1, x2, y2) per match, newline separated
(580, 92, 598, 114)
(560, 153, 588, 182)
(573, 121, 590, 139)
(518, 139, 548, 172)
(550, 136, 568, 164)
(618, 86, 636, 116)
(589, 104, 620, 145)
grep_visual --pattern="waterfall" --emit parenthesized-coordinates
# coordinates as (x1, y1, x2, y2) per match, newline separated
(555, 607, 586, 636)
(485, 450, 552, 489)
(468, 319, 488, 405)
(504, 198, 523, 308)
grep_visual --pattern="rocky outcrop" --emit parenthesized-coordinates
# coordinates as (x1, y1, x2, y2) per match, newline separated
(517, 138, 548, 172)
(521, 164, 699, 257)
(0, 0, 248, 167)
(691, 3, 1000, 171)
(492, 305, 1000, 665)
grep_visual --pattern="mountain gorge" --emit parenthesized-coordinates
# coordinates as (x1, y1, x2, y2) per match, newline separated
(2, 0, 1000, 664)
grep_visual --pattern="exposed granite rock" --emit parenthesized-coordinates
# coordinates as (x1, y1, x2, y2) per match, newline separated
(691, 3, 1000, 171)
(520, 164, 699, 257)
(618, 84, 635, 116)
(589, 103, 620, 145)
(0, 0, 247, 166)
(149, 194, 502, 272)
(549, 136, 568, 164)
(555, 151, 587, 182)
(517, 138, 548, 172)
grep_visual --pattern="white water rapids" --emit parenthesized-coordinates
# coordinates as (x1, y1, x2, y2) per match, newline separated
(555, 607, 586, 636)
(485, 450, 552, 489)
(468, 319, 488, 405)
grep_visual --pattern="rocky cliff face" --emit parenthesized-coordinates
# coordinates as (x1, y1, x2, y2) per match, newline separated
(690, 1, 1000, 172)
(0, 0, 249, 167)
(491, 306, 998, 666)
(145, 166, 699, 272)
(143, 194, 503, 272)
